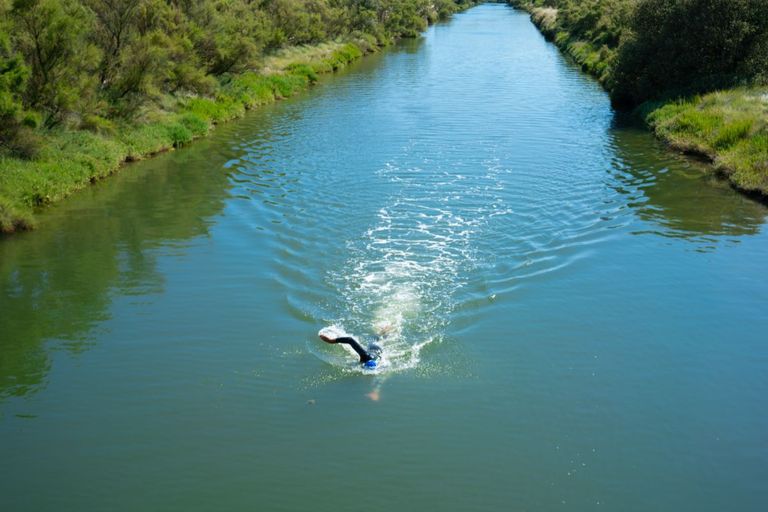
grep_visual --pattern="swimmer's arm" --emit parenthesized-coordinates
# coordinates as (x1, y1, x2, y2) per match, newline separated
(335, 337, 374, 363)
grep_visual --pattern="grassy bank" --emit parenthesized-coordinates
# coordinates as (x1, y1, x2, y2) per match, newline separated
(0, 41, 366, 233)
(645, 88, 768, 193)
(516, 1, 629, 87)
(511, 0, 768, 198)
(1, 0, 478, 234)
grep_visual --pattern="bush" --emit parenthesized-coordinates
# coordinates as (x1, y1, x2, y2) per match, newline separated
(226, 72, 276, 107)
(0, 0, 472, 232)
(286, 63, 318, 84)
(21, 111, 41, 128)
(611, 0, 768, 106)
(80, 114, 116, 135)
(164, 122, 193, 147)
(0, 195, 35, 233)
(184, 97, 242, 123)
(177, 113, 209, 137)
(3, 127, 42, 159)
(268, 74, 307, 98)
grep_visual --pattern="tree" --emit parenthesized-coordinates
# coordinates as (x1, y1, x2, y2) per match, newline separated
(185, 0, 272, 76)
(11, 0, 99, 125)
(83, 0, 143, 86)
(0, 3, 34, 156)
(611, 0, 768, 106)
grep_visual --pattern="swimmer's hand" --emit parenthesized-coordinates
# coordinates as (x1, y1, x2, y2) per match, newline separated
(319, 333, 338, 344)
(318, 326, 347, 344)
(375, 322, 395, 337)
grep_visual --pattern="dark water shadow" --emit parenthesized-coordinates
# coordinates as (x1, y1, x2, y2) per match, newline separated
(608, 113, 767, 241)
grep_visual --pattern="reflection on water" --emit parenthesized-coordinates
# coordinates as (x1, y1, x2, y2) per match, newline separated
(0, 136, 234, 401)
(609, 117, 766, 241)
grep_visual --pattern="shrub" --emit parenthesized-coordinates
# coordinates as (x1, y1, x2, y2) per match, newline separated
(3, 127, 42, 159)
(612, 0, 768, 106)
(0, 195, 35, 233)
(81, 114, 116, 136)
(184, 97, 242, 123)
(286, 63, 318, 84)
(177, 113, 209, 137)
(164, 122, 193, 147)
(268, 74, 307, 98)
(227, 72, 276, 107)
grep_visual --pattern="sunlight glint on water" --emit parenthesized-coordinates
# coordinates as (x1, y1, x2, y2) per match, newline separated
(315, 150, 514, 374)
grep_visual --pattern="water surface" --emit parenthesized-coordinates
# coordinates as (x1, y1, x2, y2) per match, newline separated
(2, 4, 767, 511)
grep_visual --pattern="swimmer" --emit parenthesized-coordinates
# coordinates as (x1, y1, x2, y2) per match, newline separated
(318, 326, 383, 368)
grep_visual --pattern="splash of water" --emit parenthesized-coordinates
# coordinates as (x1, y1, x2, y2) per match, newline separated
(315, 152, 511, 375)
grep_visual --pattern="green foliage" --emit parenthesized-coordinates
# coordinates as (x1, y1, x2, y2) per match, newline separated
(0, 193, 35, 232)
(20, 110, 40, 128)
(119, 122, 173, 157)
(164, 122, 193, 147)
(721, 133, 768, 192)
(10, 0, 99, 125)
(286, 63, 319, 84)
(0, 22, 28, 121)
(517, 0, 767, 105)
(517, 0, 768, 196)
(520, 1, 629, 87)
(646, 88, 768, 194)
(268, 73, 308, 99)
(264, 0, 332, 48)
(3, 126, 42, 159)
(0, 0, 475, 232)
(713, 119, 754, 151)
(80, 114, 116, 135)
(183, 95, 244, 123)
(0, 10, 33, 157)
(612, 0, 768, 106)
(188, 0, 272, 75)
(226, 72, 278, 107)
(0, 0, 473, 132)
(177, 113, 210, 137)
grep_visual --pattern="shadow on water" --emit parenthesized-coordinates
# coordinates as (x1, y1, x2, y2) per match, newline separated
(0, 134, 236, 402)
(608, 114, 767, 241)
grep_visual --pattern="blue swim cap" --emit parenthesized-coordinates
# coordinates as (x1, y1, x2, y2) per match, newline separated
(364, 360, 378, 369)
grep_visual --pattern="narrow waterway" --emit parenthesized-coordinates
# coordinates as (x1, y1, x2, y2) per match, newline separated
(1, 4, 767, 511)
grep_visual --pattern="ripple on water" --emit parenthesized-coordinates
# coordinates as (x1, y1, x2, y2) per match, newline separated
(216, 17, 663, 380)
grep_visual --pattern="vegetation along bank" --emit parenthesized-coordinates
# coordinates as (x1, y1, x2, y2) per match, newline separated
(509, 0, 768, 198)
(0, 0, 476, 233)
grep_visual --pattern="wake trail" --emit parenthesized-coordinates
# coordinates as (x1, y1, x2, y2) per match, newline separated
(315, 148, 512, 375)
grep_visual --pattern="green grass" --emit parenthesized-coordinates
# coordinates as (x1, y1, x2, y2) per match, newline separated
(526, 6, 615, 86)
(646, 88, 768, 194)
(0, 41, 371, 233)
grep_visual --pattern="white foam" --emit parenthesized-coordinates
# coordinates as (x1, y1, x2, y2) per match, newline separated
(319, 153, 512, 375)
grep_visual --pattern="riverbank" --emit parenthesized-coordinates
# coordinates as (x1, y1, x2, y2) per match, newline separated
(511, 1, 768, 199)
(0, 1, 478, 235)
(0, 41, 366, 234)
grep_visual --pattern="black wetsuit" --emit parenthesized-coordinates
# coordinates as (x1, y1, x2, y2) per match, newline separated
(335, 337, 382, 363)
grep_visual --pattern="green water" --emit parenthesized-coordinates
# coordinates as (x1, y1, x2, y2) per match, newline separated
(1, 5, 767, 511)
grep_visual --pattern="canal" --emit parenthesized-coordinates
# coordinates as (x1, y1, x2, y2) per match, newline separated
(1, 4, 767, 511)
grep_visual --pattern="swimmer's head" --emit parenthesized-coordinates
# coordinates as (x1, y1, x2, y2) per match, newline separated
(318, 325, 347, 344)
